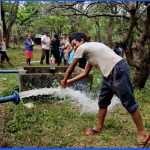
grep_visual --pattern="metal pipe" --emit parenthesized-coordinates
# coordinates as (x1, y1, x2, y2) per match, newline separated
(0, 70, 19, 73)
(0, 70, 26, 74)
(0, 91, 20, 104)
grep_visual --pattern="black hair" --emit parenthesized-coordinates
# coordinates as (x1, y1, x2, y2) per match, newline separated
(45, 31, 49, 33)
(27, 34, 31, 37)
(68, 36, 73, 43)
(62, 33, 67, 36)
(72, 33, 87, 42)
(54, 33, 59, 39)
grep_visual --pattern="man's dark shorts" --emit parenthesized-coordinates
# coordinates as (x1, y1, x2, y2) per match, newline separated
(98, 59, 138, 113)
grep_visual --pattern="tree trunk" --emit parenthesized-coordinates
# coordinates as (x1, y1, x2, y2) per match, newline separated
(1, 3, 6, 35)
(107, 18, 113, 48)
(133, 60, 150, 89)
(119, 2, 150, 89)
(94, 18, 101, 42)
(132, 2, 150, 89)
(1, 2, 19, 48)
(5, 29, 11, 48)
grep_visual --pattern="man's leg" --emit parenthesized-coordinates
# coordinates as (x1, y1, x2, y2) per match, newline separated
(95, 107, 107, 131)
(4, 52, 14, 67)
(40, 49, 46, 64)
(95, 78, 114, 132)
(46, 50, 49, 64)
(85, 78, 113, 135)
(26, 58, 28, 65)
(131, 108, 148, 142)
(7, 61, 14, 67)
(28, 58, 31, 66)
(113, 60, 149, 143)
(1, 53, 4, 67)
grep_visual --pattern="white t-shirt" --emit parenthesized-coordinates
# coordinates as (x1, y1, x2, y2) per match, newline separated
(1, 41, 6, 52)
(74, 42, 123, 77)
(41, 35, 51, 50)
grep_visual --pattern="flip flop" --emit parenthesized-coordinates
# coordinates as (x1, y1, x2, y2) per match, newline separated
(143, 135, 150, 148)
(84, 128, 100, 136)
(136, 135, 150, 148)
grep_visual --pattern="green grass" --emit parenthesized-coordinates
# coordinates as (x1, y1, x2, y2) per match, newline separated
(0, 46, 150, 147)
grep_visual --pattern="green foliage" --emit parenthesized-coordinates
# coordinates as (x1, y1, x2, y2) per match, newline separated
(52, 79, 60, 88)
(30, 15, 71, 35)
(17, 2, 39, 26)
(2, 2, 11, 12)
(25, 82, 33, 90)
(1, 75, 19, 96)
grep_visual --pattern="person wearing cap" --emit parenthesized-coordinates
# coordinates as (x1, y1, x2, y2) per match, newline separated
(40, 31, 51, 65)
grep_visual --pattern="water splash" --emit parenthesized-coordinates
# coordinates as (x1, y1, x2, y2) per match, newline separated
(20, 87, 120, 113)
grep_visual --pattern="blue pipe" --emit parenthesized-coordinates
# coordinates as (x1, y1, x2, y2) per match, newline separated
(0, 91, 20, 104)
(0, 70, 19, 73)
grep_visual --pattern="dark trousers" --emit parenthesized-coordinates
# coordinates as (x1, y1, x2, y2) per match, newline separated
(51, 49, 61, 65)
(60, 51, 66, 66)
(40, 49, 49, 64)
(0, 51, 9, 63)
(98, 60, 138, 113)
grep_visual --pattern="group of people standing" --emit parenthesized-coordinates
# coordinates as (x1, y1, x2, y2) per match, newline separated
(1, 32, 121, 68)
(24, 31, 89, 68)
(40, 32, 75, 67)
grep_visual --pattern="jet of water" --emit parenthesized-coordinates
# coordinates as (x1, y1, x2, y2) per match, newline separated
(20, 87, 120, 113)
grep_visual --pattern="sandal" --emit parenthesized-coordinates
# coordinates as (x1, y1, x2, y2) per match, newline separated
(84, 128, 100, 136)
(136, 135, 150, 148)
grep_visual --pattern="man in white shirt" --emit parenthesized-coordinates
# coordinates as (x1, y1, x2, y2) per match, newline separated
(40, 31, 51, 65)
(61, 33, 150, 147)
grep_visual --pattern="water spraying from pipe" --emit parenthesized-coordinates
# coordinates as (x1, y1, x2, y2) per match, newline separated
(20, 87, 121, 113)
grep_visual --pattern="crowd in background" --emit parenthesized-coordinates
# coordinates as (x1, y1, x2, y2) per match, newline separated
(23, 31, 90, 68)
(39, 32, 77, 67)
(0, 31, 123, 68)
(37, 32, 93, 69)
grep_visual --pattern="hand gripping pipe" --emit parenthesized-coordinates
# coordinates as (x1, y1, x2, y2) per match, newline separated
(0, 91, 20, 104)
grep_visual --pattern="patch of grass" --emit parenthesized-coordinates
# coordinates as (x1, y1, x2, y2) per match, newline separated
(0, 46, 150, 148)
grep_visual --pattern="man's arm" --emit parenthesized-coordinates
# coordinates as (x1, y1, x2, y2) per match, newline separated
(67, 63, 92, 84)
(61, 58, 80, 88)
(61, 60, 92, 88)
